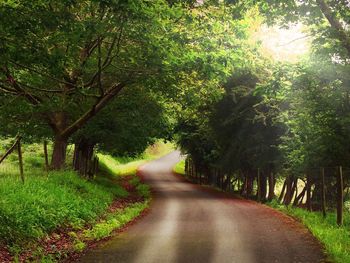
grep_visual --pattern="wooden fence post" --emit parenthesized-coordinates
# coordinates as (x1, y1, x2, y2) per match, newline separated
(94, 156, 99, 175)
(44, 140, 49, 173)
(221, 171, 224, 190)
(321, 167, 326, 218)
(17, 138, 24, 183)
(306, 174, 312, 211)
(257, 168, 261, 202)
(337, 166, 343, 226)
(268, 171, 275, 201)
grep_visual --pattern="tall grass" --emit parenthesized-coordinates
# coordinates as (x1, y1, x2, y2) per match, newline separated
(0, 171, 127, 247)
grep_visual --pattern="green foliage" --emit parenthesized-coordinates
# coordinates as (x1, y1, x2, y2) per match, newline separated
(0, 139, 75, 178)
(258, 59, 350, 174)
(98, 154, 146, 177)
(83, 201, 149, 241)
(129, 176, 151, 198)
(73, 239, 86, 252)
(74, 86, 172, 157)
(173, 159, 185, 175)
(0, 0, 241, 169)
(98, 141, 175, 176)
(268, 201, 350, 263)
(256, 0, 350, 60)
(0, 171, 127, 246)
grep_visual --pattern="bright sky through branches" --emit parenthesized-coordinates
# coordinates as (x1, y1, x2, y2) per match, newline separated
(255, 24, 310, 62)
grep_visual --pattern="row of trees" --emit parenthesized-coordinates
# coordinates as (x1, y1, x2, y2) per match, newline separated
(176, 0, 350, 211)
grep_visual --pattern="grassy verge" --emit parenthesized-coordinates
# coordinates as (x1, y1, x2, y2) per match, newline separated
(0, 141, 171, 262)
(0, 171, 127, 248)
(268, 200, 350, 263)
(83, 201, 149, 241)
(173, 159, 185, 175)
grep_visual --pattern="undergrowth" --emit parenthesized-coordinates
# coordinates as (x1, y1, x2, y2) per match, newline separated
(0, 171, 127, 247)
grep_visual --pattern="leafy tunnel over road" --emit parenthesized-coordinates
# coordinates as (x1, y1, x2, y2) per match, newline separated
(79, 151, 325, 263)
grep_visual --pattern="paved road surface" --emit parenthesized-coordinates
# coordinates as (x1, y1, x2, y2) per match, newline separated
(80, 151, 325, 263)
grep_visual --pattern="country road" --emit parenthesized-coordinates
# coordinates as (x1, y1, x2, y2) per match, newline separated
(80, 151, 325, 263)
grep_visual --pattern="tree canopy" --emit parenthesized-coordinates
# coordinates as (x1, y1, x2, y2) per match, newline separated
(0, 0, 240, 168)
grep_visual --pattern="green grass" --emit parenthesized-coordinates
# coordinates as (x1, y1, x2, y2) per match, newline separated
(83, 201, 149, 240)
(0, 140, 74, 179)
(0, 171, 127, 247)
(98, 154, 146, 176)
(173, 159, 185, 175)
(0, 139, 171, 260)
(129, 176, 151, 198)
(268, 200, 350, 263)
(98, 141, 175, 176)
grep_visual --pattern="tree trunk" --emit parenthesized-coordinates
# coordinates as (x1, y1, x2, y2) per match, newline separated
(246, 172, 253, 197)
(306, 174, 312, 211)
(257, 168, 261, 202)
(51, 136, 68, 170)
(268, 171, 276, 201)
(260, 171, 267, 201)
(293, 185, 306, 206)
(283, 175, 293, 205)
(279, 179, 287, 203)
(73, 138, 95, 176)
(290, 177, 298, 205)
(337, 166, 343, 226)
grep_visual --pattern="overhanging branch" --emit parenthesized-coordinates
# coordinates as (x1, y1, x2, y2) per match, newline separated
(60, 82, 126, 138)
(316, 0, 350, 57)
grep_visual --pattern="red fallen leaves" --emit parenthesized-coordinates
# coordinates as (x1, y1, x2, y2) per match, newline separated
(120, 175, 136, 192)
(0, 245, 12, 263)
(17, 230, 74, 262)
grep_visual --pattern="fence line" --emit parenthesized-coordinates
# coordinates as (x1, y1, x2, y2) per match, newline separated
(184, 157, 349, 226)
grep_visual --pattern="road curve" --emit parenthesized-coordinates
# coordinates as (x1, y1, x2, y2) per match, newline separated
(80, 151, 325, 263)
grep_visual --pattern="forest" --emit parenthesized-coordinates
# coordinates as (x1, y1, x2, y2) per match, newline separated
(0, 0, 350, 262)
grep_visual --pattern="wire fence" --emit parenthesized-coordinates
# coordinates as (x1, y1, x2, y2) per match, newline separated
(184, 157, 350, 226)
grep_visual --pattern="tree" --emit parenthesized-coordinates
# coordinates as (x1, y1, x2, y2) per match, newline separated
(0, 0, 236, 169)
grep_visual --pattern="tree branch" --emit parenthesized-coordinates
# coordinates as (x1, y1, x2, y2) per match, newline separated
(102, 21, 125, 68)
(97, 36, 103, 95)
(8, 60, 78, 88)
(316, 0, 350, 57)
(60, 82, 126, 138)
(0, 66, 42, 105)
(0, 83, 17, 94)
